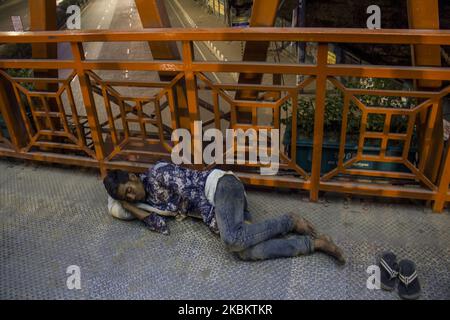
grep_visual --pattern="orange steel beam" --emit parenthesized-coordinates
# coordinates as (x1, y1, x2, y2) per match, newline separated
(135, 0, 192, 131)
(239, 0, 280, 88)
(134, 0, 180, 63)
(407, 0, 444, 185)
(407, 0, 442, 89)
(235, 0, 280, 122)
(29, 0, 58, 84)
(28, 0, 60, 136)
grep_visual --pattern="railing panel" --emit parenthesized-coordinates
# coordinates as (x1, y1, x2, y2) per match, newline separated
(86, 70, 177, 166)
(196, 71, 312, 180)
(319, 78, 445, 190)
(0, 69, 96, 157)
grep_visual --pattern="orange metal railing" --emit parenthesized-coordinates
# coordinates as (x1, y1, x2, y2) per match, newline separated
(0, 28, 449, 212)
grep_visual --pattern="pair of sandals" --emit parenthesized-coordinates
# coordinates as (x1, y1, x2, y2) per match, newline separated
(379, 252, 421, 300)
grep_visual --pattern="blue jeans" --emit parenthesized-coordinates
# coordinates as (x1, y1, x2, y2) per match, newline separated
(214, 175, 314, 261)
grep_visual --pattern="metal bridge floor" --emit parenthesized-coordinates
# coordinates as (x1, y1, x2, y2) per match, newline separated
(0, 159, 449, 299)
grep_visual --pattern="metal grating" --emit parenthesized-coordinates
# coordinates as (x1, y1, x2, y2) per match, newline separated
(0, 159, 449, 300)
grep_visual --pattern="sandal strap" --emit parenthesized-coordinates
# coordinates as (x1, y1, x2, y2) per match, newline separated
(399, 271, 418, 286)
(380, 258, 399, 279)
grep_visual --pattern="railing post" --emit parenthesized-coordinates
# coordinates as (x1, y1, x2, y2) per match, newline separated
(433, 142, 450, 212)
(70, 42, 106, 176)
(182, 41, 201, 166)
(181, 41, 200, 126)
(310, 43, 329, 201)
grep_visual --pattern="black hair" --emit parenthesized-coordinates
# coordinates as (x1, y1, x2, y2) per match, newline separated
(103, 170, 131, 200)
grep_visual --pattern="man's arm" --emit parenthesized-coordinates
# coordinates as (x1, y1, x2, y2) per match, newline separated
(121, 201, 171, 235)
(120, 201, 151, 221)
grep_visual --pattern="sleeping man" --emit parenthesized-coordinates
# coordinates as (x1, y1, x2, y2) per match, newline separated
(103, 161, 345, 263)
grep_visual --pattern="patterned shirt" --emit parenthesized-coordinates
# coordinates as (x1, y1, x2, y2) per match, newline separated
(139, 161, 219, 234)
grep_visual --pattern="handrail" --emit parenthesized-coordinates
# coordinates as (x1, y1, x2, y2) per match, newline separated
(0, 28, 449, 45)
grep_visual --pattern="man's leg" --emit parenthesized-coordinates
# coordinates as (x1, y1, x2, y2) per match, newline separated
(236, 234, 346, 264)
(236, 235, 314, 261)
(215, 175, 310, 252)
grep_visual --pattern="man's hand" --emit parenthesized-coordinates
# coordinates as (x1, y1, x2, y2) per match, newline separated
(120, 201, 151, 221)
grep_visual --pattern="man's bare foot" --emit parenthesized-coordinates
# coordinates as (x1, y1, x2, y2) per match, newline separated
(314, 235, 346, 265)
(288, 213, 318, 238)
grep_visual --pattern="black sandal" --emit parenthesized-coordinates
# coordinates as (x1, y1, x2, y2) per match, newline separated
(379, 251, 399, 291)
(398, 259, 421, 300)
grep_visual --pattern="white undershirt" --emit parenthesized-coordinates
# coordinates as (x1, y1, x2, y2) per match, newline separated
(204, 169, 238, 206)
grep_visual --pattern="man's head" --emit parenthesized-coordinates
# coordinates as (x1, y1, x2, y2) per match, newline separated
(103, 170, 146, 202)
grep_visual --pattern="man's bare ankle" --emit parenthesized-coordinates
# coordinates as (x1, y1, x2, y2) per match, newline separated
(313, 239, 327, 251)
